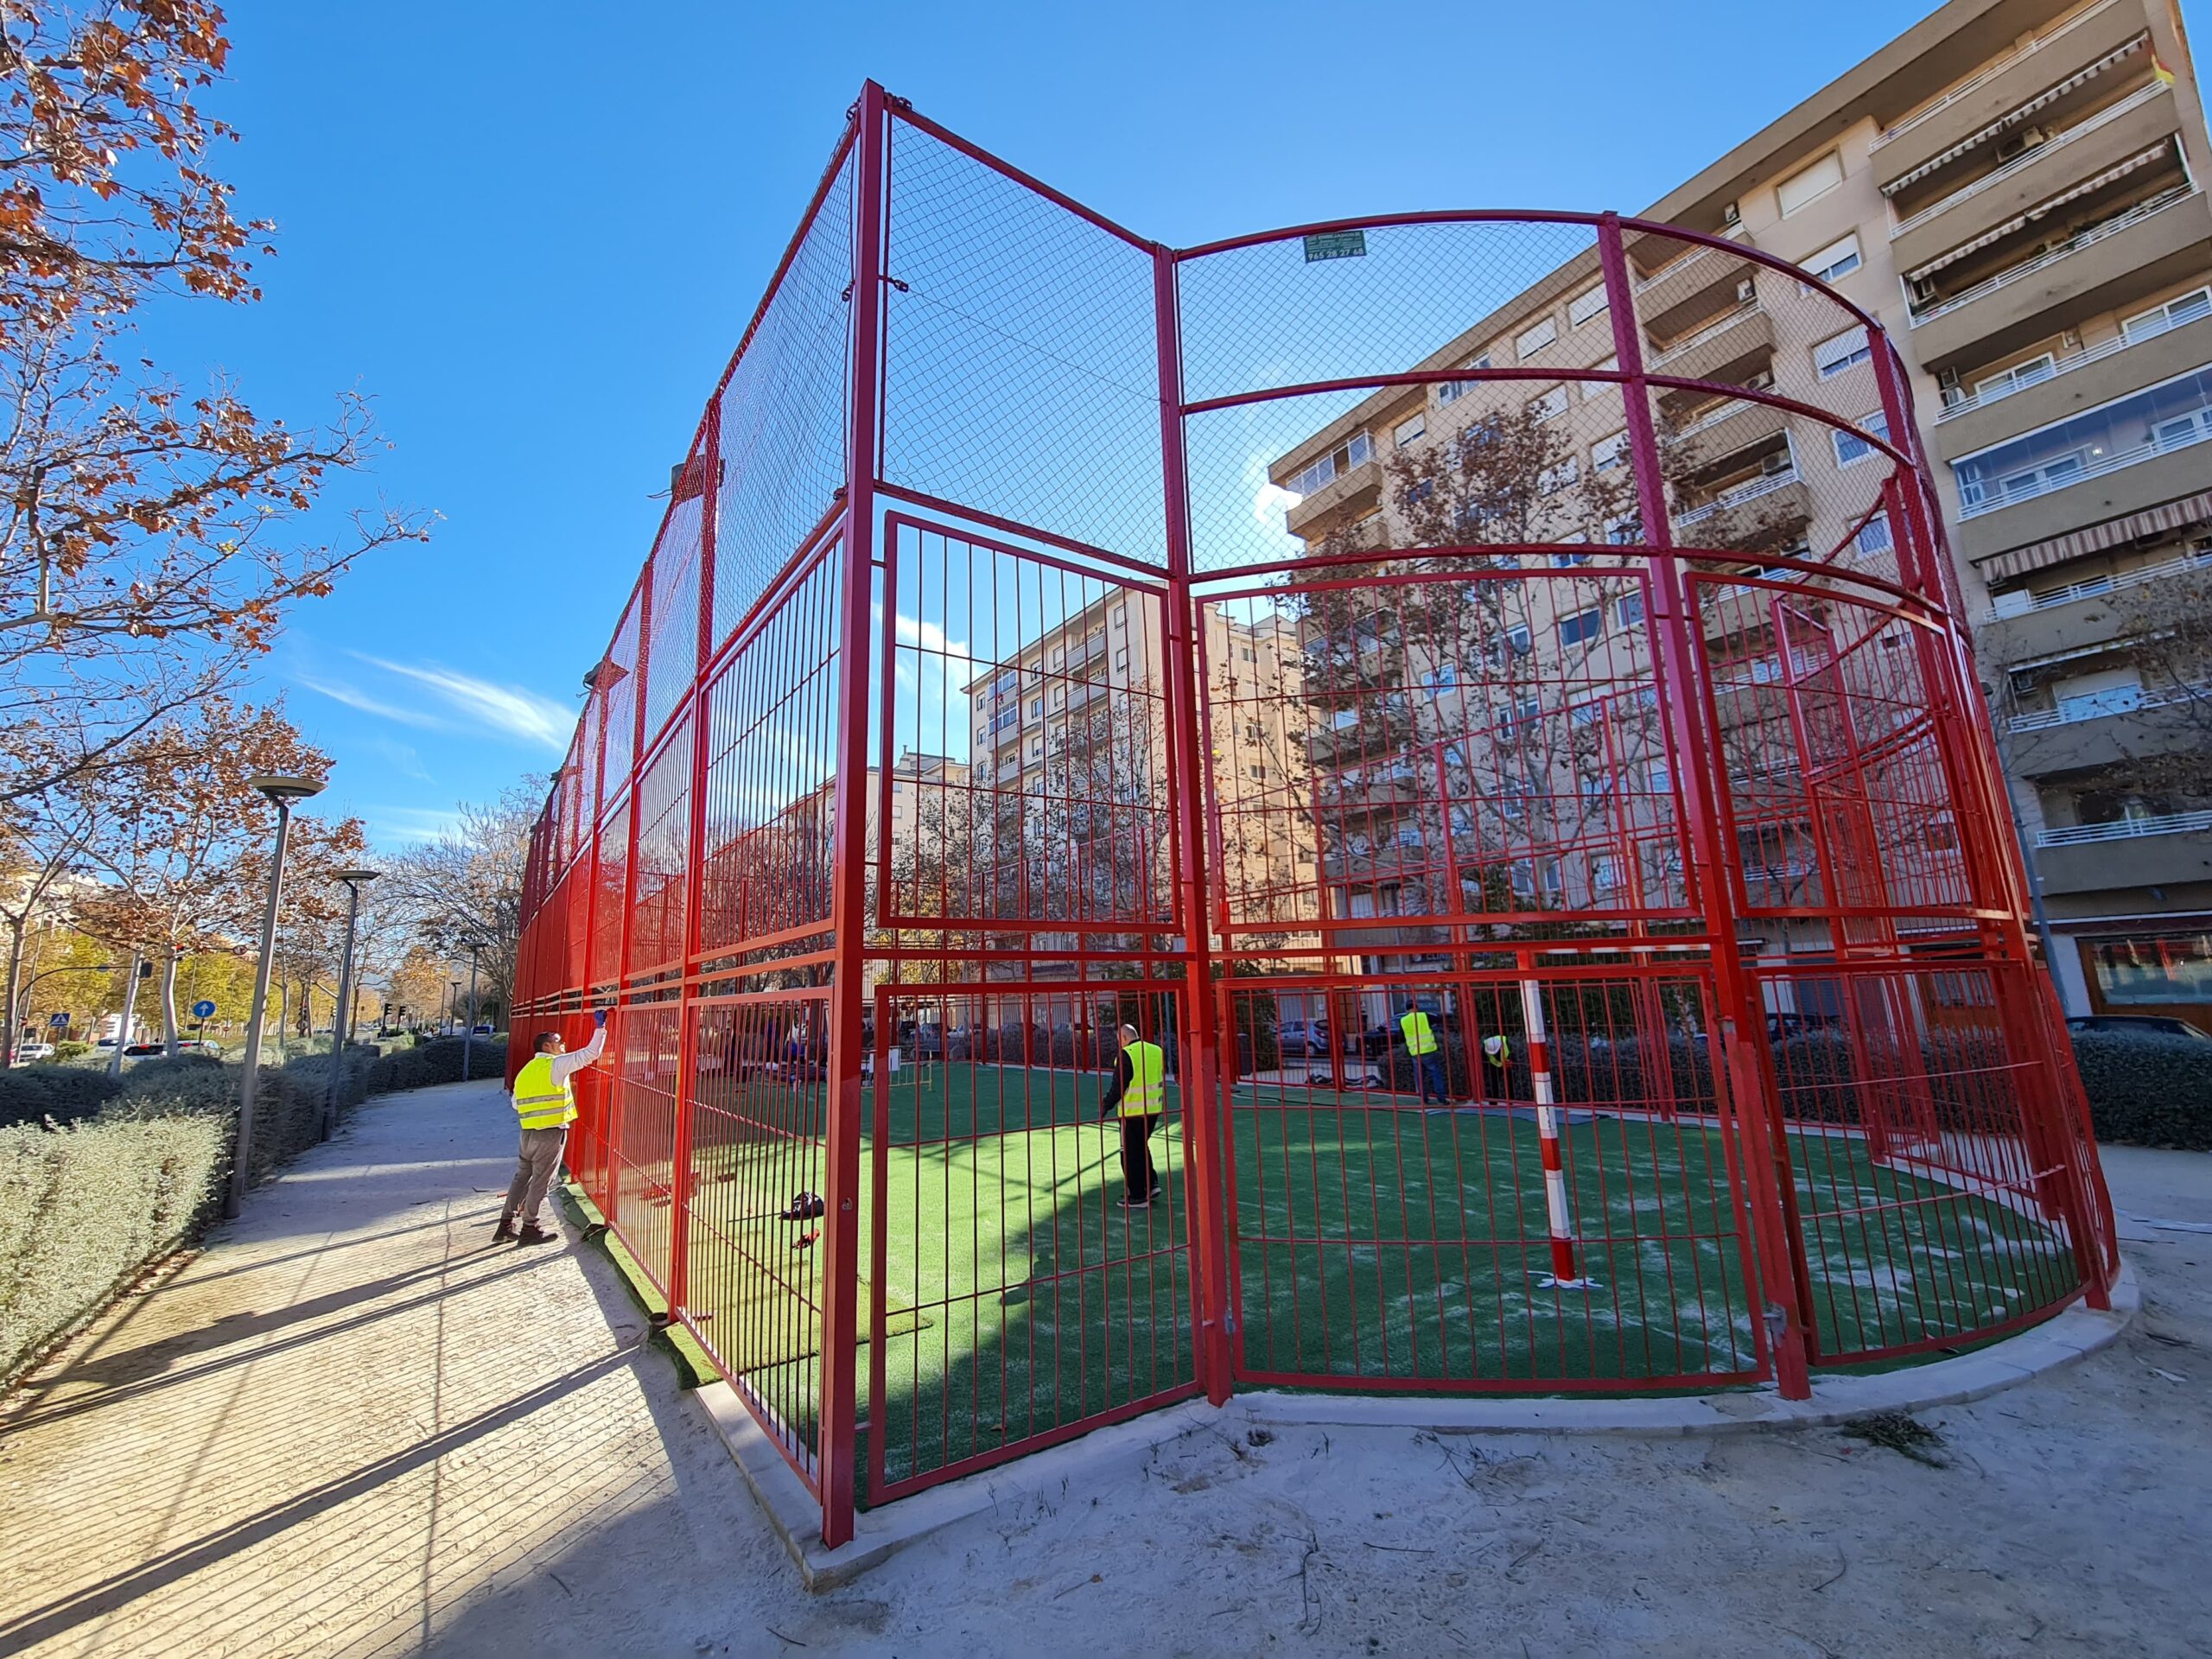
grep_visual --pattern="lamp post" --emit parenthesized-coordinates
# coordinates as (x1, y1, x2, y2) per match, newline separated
(324, 868, 379, 1141)
(229, 772, 326, 1220)
(448, 979, 461, 1037)
(460, 938, 487, 1082)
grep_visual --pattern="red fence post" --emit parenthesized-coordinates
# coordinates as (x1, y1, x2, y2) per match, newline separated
(667, 401, 723, 1319)
(1599, 212, 1815, 1397)
(1154, 244, 1235, 1407)
(818, 80, 890, 1548)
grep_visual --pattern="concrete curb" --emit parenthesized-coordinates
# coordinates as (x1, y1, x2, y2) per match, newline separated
(688, 1260, 2138, 1589)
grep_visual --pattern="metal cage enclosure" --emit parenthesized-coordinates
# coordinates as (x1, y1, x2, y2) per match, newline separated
(511, 85, 2119, 1548)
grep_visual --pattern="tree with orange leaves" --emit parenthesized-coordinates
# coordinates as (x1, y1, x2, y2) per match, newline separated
(0, 3, 430, 803)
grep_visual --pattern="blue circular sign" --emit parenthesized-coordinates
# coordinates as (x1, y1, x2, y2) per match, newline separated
(192, 1000, 217, 1020)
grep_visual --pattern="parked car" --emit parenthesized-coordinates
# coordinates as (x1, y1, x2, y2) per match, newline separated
(10, 1040, 54, 1063)
(2066, 1014, 2212, 1042)
(472, 1022, 494, 1036)
(1276, 1020, 1317, 1059)
(94, 1037, 117, 1050)
(121, 1041, 168, 1057)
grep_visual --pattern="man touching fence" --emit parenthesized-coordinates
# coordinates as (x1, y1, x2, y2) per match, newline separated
(496, 1010, 607, 1246)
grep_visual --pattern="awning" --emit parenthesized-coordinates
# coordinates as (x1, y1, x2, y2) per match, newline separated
(1974, 487, 2212, 582)
(1882, 35, 2149, 196)
(1908, 140, 2177, 281)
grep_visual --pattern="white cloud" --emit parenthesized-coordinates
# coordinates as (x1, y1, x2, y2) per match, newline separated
(875, 601, 970, 662)
(368, 737, 434, 783)
(296, 672, 449, 731)
(352, 655, 573, 753)
(1251, 480, 1301, 525)
(366, 805, 467, 845)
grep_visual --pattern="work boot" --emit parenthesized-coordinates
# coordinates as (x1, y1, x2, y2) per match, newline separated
(516, 1224, 559, 1248)
(493, 1218, 517, 1243)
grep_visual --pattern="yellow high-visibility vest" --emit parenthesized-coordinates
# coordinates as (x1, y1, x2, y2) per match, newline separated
(1121, 1040, 1166, 1119)
(512, 1053, 575, 1131)
(1400, 1010, 1439, 1057)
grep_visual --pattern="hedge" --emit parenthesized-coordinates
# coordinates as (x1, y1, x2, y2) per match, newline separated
(2068, 1030, 2212, 1150)
(0, 1036, 509, 1387)
(0, 1110, 228, 1386)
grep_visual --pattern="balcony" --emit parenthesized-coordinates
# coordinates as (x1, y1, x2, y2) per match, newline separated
(1672, 467, 1808, 532)
(1283, 454, 1382, 540)
(1933, 308, 2212, 459)
(1979, 550, 2212, 664)
(1635, 244, 1758, 344)
(1646, 303, 1773, 385)
(2004, 683, 2209, 776)
(1889, 82, 2179, 276)
(1910, 186, 2212, 368)
(1957, 420, 2212, 566)
(2033, 810, 2212, 896)
(1666, 397, 1789, 467)
(1871, 0, 2146, 185)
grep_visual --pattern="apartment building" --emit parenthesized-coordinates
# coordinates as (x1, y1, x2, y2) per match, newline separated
(951, 589, 1314, 1022)
(1268, 0, 2212, 1029)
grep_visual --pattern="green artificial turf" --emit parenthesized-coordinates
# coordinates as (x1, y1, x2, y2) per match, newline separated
(646, 1064, 2075, 1498)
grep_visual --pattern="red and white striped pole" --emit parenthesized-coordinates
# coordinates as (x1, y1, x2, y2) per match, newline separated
(1520, 978, 1597, 1290)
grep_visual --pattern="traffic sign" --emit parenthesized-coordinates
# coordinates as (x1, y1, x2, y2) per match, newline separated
(49, 1011, 68, 1028)
(192, 1000, 217, 1020)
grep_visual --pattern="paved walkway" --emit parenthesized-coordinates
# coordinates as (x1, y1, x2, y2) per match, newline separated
(0, 1080, 819, 1658)
(3, 1082, 2208, 1656)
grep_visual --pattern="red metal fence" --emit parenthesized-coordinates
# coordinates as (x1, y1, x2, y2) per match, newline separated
(512, 83, 2120, 1547)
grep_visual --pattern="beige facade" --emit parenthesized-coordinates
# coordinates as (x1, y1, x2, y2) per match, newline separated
(1268, 0, 2212, 1027)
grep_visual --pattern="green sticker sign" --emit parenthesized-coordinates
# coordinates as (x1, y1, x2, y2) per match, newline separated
(1302, 230, 1367, 263)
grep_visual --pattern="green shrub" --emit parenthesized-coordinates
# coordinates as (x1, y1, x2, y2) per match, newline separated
(2069, 1030, 2212, 1149)
(52, 1041, 91, 1061)
(0, 1064, 127, 1129)
(0, 1111, 228, 1382)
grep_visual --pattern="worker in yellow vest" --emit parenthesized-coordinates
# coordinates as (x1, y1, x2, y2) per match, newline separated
(1097, 1022, 1167, 1211)
(496, 1009, 607, 1246)
(1399, 999, 1449, 1105)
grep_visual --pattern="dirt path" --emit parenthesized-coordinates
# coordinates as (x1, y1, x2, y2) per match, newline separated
(2, 1080, 2204, 1656)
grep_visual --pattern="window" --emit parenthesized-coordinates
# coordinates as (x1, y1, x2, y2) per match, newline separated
(1616, 592, 1646, 630)
(1407, 477, 1434, 504)
(1115, 647, 1129, 671)
(2122, 287, 2212, 343)
(1552, 550, 1592, 567)
(1538, 458, 1580, 495)
(1584, 355, 1618, 398)
(1541, 858, 1565, 899)
(1249, 765, 1267, 782)
(2091, 932, 2212, 1007)
(1516, 316, 1558, 359)
(1592, 854, 1622, 893)
(1568, 285, 1609, 328)
(1111, 604, 1128, 628)
(1395, 412, 1427, 448)
(1813, 325, 1871, 378)
(1570, 702, 1603, 728)
(1974, 354, 2055, 403)
(1648, 760, 1672, 792)
(1421, 661, 1459, 697)
(1559, 607, 1605, 647)
(1592, 430, 1630, 473)
(1051, 686, 1066, 709)
(1287, 430, 1374, 497)
(1802, 232, 1861, 285)
(1529, 385, 1569, 423)
(1486, 623, 1535, 664)
(1027, 698, 1042, 721)
(1437, 353, 1492, 403)
(1245, 722, 1263, 741)
(1855, 515, 1895, 557)
(1510, 861, 1537, 896)
(1605, 514, 1641, 545)
(1777, 150, 1843, 217)
(1332, 708, 1360, 731)
(1833, 410, 1890, 467)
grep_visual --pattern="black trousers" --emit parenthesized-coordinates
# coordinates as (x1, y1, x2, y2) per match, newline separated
(1119, 1112, 1161, 1202)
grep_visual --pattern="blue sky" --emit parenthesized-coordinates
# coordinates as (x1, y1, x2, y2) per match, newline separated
(147, 0, 2154, 850)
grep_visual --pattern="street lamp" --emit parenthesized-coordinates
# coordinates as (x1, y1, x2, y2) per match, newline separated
(448, 979, 461, 1037)
(460, 937, 488, 1083)
(323, 867, 379, 1141)
(229, 772, 326, 1220)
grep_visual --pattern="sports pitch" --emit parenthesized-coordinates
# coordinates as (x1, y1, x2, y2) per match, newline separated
(676, 1062, 2075, 1497)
